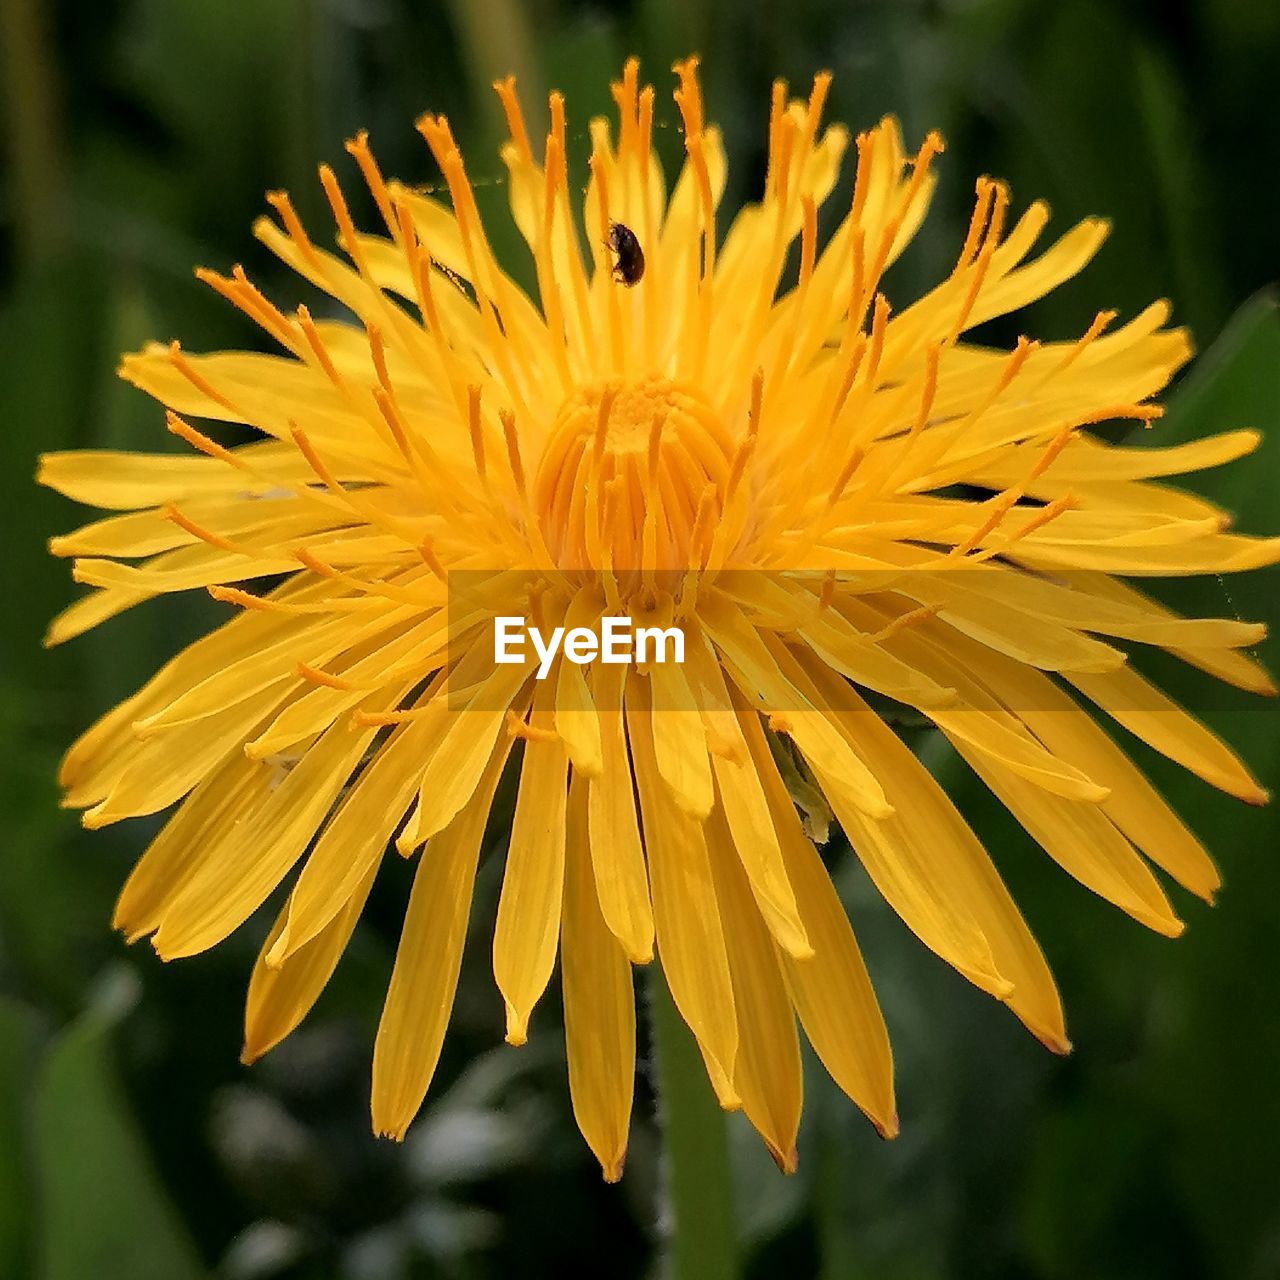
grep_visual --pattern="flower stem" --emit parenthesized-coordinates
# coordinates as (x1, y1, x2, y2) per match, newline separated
(648, 965, 738, 1280)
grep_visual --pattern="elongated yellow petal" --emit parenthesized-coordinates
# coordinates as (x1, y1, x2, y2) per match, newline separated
(627, 679, 738, 1087)
(796, 654, 1068, 1049)
(84, 692, 289, 828)
(562, 775, 635, 1181)
(37, 441, 313, 508)
(705, 806, 803, 1170)
(371, 737, 512, 1140)
(1075, 572, 1274, 695)
(842, 605, 1111, 803)
(738, 710, 896, 1134)
(134, 606, 407, 735)
(586, 661, 654, 962)
(268, 701, 451, 965)
(646, 690, 714, 818)
(243, 857, 378, 1063)
(152, 685, 410, 959)
(685, 637, 811, 957)
(554, 587, 605, 775)
(400, 655, 532, 848)
(493, 689, 569, 1044)
(113, 752, 271, 943)
(701, 590, 893, 819)
(965, 749, 1182, 936)
(952, 636, 1221, 901)
(1070, 664, 1268, 804)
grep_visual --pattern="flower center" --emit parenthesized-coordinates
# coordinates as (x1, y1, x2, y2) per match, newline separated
(534, 375, 738, 573)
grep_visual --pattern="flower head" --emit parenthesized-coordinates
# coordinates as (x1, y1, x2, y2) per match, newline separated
(41, 57, 1277, 1178)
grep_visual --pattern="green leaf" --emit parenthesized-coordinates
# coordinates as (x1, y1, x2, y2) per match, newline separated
(32, 974, 205, 1280)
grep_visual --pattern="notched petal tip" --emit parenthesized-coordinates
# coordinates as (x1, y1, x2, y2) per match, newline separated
(372, 1120, 410, 1144)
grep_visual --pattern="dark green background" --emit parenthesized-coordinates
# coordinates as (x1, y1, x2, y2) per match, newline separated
(2, 1, 1279, 1277)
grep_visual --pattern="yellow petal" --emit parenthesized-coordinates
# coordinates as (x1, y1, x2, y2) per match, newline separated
(952, 636, 1220, 901)
(964, 749, 1182, 936)
(800, 607, 957, 710)
(842, 603, 1111, 803)
(644, 596, 714, 816)
(1069, 664, 1269, 804)
(701, 590, 892, 819)
(795, 652, 1069, 1048)
(493, 690, 569, 1045)
(37, 441, 308, 509)
(562, 774, 635, 1182)
(242, 857, 378, 1063)
(400, 652, 532, 848)
(1073, 572, 1275, 696)
(586, 661, 654, 963)
(974, 430, 1261, 491)
(705, 806, 803, 1171)
(684, 638, 811, 957)
(553, 588, 605, 776)
(371, 736, 513, 1140)
(968, 217, 1111, 329)
(84, 692, 288, 828)
(738, 710, 896, 1135)
(113, 751, 270, 943)
(151, 685, 409, 959)
(627, 677, 738, 1086)
(268, 702, 451, 966)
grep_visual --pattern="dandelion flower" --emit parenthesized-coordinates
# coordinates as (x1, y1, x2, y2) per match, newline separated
(41, 58, 1278, 1180)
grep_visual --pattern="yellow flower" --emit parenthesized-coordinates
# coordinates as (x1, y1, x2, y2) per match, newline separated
(41, 58, 1277, 1180)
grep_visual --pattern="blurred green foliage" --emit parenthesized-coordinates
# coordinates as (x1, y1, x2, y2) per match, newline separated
(2, 0, 1279, 1276)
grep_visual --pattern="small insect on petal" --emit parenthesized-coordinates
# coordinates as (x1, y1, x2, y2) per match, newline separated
(606, 221, 645, 286)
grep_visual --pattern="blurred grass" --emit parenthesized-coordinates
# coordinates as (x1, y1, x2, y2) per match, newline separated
(2, 1, 1279, 1277)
